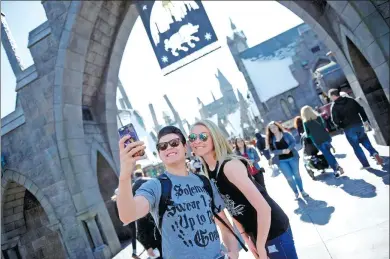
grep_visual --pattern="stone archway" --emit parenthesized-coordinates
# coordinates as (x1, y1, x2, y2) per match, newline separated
(96, 152, 132, 243)
(1, 171, 66, 259)
(53, 1, 390, 176)
(345, 36, 389, 145)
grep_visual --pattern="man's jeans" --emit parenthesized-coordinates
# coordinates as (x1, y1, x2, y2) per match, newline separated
(344, 125, 378, 167)
(278, 157, 304, 195)
(266, 227, 299, 259)
(316, 141, 339, 172)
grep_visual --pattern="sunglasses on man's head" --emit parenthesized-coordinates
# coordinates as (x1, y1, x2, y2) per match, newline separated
(188, 133, 209, 143)
(156, 138, 181, 151)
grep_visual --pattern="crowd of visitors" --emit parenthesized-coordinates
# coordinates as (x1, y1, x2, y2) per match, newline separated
(113, 88, 384, 259)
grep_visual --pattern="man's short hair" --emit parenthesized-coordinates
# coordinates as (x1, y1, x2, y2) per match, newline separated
(157, 126, 186, 145)
(328, 88, 340, 97)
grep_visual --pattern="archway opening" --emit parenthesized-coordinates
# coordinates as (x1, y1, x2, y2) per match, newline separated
(1, 181, 66, 259)
(96, 153, 132, 243)
(346, 37, 390, 145)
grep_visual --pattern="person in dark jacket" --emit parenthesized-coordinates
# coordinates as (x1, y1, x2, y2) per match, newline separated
(328, 88, 383, 168)
(301, 105, 344, 177)
(293, 116, 304, 137)
(132, 171, 162, 259)
(255, 132, 271, 161)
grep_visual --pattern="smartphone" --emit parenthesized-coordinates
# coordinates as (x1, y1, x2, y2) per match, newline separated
(118, 123, 145, 157)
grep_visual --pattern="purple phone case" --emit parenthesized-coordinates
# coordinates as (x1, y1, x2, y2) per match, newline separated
(118, 124, 145, 156)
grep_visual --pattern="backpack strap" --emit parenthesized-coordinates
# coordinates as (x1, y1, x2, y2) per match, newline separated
(194, 174, 248, 252)
(157, 173, 173, 232)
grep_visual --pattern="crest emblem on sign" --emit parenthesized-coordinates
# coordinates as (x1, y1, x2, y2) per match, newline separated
(136, 0, 220, 75)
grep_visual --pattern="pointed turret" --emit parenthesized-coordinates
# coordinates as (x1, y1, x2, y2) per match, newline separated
(230, 17, 237, 30)
(197, 97, 203, 105)
(1, 12, 24, 77)
(211, 91, 216, 101)
(216, 69, 233, 93)
(164, 94, 186, 135)
(149, 103, 161, 132)
(237, 89, 245, 102)
(226, 17, 248, 53)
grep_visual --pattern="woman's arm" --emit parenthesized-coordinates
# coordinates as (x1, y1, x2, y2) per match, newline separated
(234, 219, 259, 259)
(215, 210, 239, 259)
(224, 160, 271, 258)
(284, 132, 296, 151)
(268, 138, 284, 156)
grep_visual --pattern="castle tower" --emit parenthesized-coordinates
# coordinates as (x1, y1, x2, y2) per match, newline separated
(149, 103, 162, 132)
(197, 97, 206, 120)
(226, 18, 249, 55)
(215, 69, 238, 113)
(117, 80, 133, 110)
(226, 17, 264, 126)
(164, 94, 186, 135)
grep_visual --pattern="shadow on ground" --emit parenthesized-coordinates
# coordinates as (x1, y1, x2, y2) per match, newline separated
(316, 174, 377, 198)
(334, 153, 347, 159)
(294, 196, 335, 225)
(367, 166, 389, 186)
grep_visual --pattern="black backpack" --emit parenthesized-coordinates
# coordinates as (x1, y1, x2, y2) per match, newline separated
(156, 173, 248, 252)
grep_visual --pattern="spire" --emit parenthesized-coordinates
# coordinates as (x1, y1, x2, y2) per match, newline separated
(149, 103, 161, 132)
(164, 94, 186, 134)
(197, 97, 203, 105)
(229, 17, 236, 31)
(117, 80, 133, 109)
(215, 69, 233, 93)
(1, 12, 24, 77)
(237, 89, 245, 102)
(211, 91, 216, 101)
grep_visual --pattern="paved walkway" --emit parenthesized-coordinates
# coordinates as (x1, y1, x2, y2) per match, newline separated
(114, 133, 389, 259)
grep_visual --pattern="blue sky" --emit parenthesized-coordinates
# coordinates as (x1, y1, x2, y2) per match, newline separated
(1, 1, 303, 130)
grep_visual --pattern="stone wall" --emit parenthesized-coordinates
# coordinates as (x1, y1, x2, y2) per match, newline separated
(19, 191, 66, 259)
(1, 1, 389, 259)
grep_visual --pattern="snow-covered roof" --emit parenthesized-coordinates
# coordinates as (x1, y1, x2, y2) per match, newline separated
(239, 23, 304, 60)
(241, 57, 299, 102)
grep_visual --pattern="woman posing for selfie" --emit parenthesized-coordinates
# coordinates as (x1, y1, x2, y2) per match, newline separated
(190, 120, 299, 259)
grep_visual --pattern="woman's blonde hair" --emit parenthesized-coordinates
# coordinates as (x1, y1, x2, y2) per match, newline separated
(191, 120, 246, 178)
(301, 105, 319, 122)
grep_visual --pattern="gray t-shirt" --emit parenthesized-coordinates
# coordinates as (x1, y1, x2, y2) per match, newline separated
(135, 172, 225, 259)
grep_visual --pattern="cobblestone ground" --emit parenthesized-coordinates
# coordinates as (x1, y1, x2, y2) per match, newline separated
(114, 132, 389, 259)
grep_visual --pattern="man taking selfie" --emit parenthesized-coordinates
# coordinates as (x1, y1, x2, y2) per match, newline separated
(116, 126, 240, 259)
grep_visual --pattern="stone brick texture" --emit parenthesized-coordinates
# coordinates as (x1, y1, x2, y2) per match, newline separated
(1, 1, 389, 259)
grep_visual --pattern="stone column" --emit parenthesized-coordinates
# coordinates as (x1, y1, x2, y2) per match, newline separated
(1, 12, 24, 77)
(85, 218, 104, 248)
(5, 248, 19, 259)
(84, 217, 111, 259)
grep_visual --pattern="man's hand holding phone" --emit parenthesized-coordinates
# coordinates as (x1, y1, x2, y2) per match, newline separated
(119, 135, 146, 181)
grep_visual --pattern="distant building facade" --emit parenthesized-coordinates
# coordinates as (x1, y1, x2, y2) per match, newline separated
(197, 69, 239, 120)
(227, 20, 347, 130)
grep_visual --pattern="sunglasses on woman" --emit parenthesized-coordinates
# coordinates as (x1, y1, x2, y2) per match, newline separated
(188, 132, 209, 143)
(156, 138, 181, 151)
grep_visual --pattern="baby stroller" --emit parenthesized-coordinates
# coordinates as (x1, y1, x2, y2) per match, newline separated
(301, 133, 330, 180)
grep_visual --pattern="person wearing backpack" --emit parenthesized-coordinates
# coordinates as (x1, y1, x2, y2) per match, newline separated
(117, 126, 241, 259)
(234, 137, 266, 191)
(190, 120, 297, 259)
(301, 105, 344, 178)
